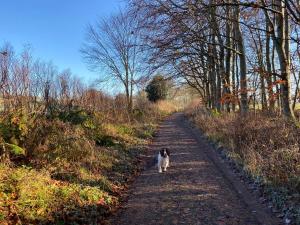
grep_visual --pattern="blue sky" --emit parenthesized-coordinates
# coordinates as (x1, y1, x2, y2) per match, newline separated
(0, 0, 124, 84)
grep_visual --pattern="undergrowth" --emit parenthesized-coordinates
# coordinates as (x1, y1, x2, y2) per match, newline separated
(0, 100, 175, 224)
(186, 105, 300, 224)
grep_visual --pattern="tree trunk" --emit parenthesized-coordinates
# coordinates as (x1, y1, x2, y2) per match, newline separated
(225, 5, 232, 113)
(292, 71, 300, 110)
(234, 1, 248, 114)
(265, 20, 275, 111)
(208, 44, 216, 110)
(274, 1, 295, 119)
(231, 44, 236, 112)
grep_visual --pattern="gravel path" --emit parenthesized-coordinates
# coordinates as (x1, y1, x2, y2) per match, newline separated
(109, 113, 281, 225)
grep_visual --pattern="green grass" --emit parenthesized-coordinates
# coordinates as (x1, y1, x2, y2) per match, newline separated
(0, 164, 115, 223)
(0, 105, 165, 224)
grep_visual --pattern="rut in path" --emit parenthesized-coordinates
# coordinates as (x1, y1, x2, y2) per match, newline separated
(109, 113, 281, 225)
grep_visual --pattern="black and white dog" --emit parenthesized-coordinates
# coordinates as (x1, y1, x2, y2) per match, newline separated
(157, 148, 170, 173)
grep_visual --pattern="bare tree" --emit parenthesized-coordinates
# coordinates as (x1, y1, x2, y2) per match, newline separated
(129, 0, 300, 120)
(81, 9, 146, 114)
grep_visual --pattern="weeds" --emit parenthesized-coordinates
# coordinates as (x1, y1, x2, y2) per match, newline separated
(187, 107, 300, 223)
(0, 99, 175, 224)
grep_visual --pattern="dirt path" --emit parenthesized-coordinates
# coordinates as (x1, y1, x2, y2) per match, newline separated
(109, 113, 281, 225)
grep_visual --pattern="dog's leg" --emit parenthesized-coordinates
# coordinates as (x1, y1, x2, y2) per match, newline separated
(163, 167, 166, 172)
(158, 166, 162, 173)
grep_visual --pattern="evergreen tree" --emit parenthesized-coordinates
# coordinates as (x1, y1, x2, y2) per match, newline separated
(145, 75, 167, 102)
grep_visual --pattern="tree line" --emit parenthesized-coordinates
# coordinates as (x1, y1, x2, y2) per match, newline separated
(1, 1, 299, 120)
(123, 0, 300, 119)
(0, 43, 133, 121)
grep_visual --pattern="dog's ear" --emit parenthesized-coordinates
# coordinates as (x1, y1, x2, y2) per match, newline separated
(160, 149, 164, 157)
(166, 148, 170, 156)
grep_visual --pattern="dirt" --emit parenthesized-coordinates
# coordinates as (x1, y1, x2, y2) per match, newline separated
(108, 113, 282, 225)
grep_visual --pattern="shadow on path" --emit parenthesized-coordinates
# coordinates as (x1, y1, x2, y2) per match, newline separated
(109, 113, 281, 225)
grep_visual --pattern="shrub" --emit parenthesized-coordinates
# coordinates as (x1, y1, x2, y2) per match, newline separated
(0, 164, 114, 223)
(58, 108, 90, 125)
(24, 118, 93, 161)
(0, 96, 172, 224)
(0, 109, 34, 145)
(145, 75, 168, 102)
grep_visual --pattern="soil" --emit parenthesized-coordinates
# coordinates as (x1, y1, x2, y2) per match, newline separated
(108, 113, 282, 225)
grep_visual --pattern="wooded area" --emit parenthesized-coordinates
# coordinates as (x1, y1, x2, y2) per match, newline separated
(0, 0, 300, 224)
(129, 0, 300, 119)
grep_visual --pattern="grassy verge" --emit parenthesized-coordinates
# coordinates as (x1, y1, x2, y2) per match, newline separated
(186, 106, 300, 224)
(0, 100, 176, 224)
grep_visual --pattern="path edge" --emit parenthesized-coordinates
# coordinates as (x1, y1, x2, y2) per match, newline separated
(183, 114, 282, 225)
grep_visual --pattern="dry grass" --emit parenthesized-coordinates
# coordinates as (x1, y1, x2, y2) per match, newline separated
(190, 111, 300, 189)
(155, 100, 179, 114)
(0, 99, 173, 224)
(186, 106, 300, 222)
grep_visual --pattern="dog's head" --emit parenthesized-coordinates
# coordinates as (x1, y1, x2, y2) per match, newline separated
(160, 148, 170, 158)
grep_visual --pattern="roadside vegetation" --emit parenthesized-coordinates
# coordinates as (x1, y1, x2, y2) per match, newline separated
(0, 95, 176, 224)
(186, 102, 300, 224)
(127, 0, 300, 224)
(0, 44, 180, 224)
(2, 0, 300, 223)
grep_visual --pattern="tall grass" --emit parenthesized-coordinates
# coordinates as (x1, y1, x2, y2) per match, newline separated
(0, 99, 176, 224)
(187, 106, 300, 223)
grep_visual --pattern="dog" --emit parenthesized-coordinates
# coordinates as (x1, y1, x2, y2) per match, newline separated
(157, 148, 170, 173)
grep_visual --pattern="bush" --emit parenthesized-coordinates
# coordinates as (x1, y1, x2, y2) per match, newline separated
(0, 109, 33, 145)
(58, 108, 90, 125)
(145, 75, 168, 102)
(0, 164, 114, 223)
(0, 98, 171, 224)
